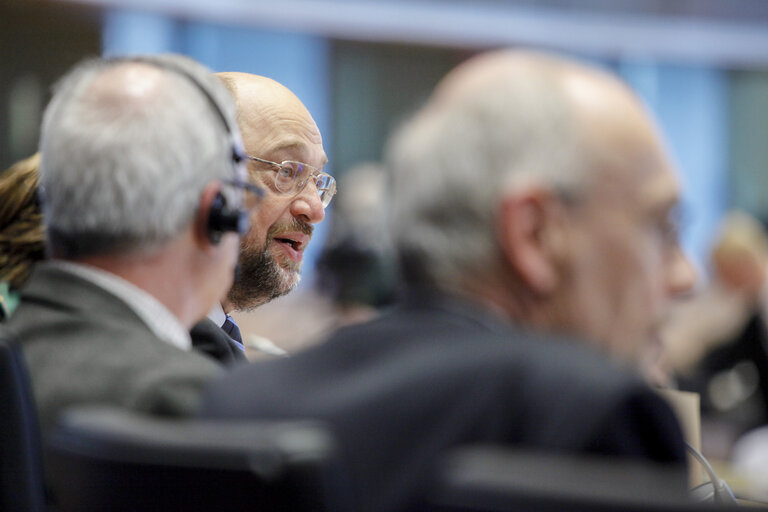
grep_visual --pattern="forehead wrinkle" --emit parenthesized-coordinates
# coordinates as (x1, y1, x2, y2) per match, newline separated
(241, 108, 322, 152)
(265, 140, 327, 166)
(252, 105, 322, 141)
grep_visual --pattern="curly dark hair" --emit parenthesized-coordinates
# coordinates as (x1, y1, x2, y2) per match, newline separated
(0, 153, 45, 290)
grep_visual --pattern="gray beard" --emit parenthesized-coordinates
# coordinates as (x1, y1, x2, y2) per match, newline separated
(227, 245, 297, 311)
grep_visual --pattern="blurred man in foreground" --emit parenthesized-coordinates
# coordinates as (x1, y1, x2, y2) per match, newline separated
(201, 50, 696, 512)
(8, 54, 260, 431)
(191, 72, 334, 362)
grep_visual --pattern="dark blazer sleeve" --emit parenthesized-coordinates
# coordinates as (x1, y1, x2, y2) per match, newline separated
(190, 318, 248, 366)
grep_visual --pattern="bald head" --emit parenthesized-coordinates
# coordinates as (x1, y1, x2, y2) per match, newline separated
(90, 62, 167, 109)
(216, 73, 323, 157)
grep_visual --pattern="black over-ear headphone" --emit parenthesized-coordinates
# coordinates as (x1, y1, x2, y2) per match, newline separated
(118, 56, 251, 245)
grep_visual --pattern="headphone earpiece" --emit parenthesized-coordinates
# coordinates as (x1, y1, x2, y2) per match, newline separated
(207, 191, 251, 245)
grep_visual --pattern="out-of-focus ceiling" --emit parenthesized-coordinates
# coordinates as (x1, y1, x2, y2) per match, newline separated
(466, 0, 768, 24)
(51, 0, 768, 67)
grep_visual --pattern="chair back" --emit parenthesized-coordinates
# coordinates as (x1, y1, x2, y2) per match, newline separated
(45, 406, 352, 512)
(427, 445, 740, 512)
(0, 326, 47, 512)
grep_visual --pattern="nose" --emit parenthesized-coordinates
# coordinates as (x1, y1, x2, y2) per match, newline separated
(667, 246, 697, 297)
(289, 179, 325, 224)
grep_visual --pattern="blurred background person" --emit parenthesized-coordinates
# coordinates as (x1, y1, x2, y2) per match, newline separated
(730, 422, 768, 501)
(315, 162, 395, 322)
(663, 211, 768, 453)
(0, 153, 45, 320)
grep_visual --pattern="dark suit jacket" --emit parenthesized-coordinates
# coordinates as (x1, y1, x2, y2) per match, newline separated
(7, 263, 223, 432)
(190, 317, 248, 365)
(200, 290, 688, 512)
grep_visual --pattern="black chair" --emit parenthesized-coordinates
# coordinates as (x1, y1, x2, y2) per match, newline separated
(427, 445, 741, 512)
(45, 406, 352, 512)
(0, 326, 47, 512)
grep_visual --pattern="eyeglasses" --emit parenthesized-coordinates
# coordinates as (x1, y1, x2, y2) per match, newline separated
(247, 156, 336, 208)
(222, 178, 265, 211)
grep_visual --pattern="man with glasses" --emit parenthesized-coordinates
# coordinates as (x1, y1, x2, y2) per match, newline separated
(191, 72, 334, 362)
(7, 54, 259, 432)
(201, 50, 696, 511)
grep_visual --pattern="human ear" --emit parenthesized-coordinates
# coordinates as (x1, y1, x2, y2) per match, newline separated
(496, 188, 567, 294)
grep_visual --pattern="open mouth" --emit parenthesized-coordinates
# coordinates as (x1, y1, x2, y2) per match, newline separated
(275, 237, 303, 251)
(271, 231, 310, 263)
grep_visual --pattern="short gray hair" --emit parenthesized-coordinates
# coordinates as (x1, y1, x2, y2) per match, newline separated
(39, 54, 239, 258)
(386, 52, 594, 288)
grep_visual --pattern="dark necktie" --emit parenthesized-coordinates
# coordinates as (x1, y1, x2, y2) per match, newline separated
(222, 315, 243, 345)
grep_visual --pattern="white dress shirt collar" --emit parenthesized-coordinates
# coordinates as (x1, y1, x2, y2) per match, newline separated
(207, 302, 227, 328)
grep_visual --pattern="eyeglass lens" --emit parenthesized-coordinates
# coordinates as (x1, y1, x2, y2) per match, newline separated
(275, 161, 335, 207)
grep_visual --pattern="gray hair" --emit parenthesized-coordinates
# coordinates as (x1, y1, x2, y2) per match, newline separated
(39, 54, 240, 259)
(386, 53, 594, 287)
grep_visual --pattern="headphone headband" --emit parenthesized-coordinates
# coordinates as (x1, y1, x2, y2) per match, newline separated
(110, 55, 250, 243)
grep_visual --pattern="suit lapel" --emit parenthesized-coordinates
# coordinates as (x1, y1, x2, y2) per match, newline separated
(190, 317, 247, 365)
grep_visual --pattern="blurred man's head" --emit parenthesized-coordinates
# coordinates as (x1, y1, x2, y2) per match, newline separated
(39, 55, 256, 326)
(217, 73, 332, 311)
(388, 50, 695, 366)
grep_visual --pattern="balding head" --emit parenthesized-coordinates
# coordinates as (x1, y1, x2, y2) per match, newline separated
(417, 50, 663, 192)
(40, 55, 241, 259)
(388, 49, 694, 366)
(87, 61, 168, 113)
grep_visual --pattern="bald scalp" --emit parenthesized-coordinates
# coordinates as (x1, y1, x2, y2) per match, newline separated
(82, 63, 172, 123)
(214, 72, 322, 151)
(432, 50, 631, 110)
(433, 50, 667, 190)
(215, 72, 308, 121)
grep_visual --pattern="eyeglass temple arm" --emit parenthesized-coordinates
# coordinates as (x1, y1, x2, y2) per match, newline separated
(246, 155, 280, 168)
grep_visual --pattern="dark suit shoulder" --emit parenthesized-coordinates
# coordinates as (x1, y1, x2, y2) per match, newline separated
(190, 317, 248, 365)
(203, 303, 677, 454)
(200, 302, 687, 512)
(10, 266, 222, 432)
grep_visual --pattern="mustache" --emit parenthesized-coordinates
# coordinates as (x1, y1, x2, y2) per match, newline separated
(266, 218, 314, 239)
